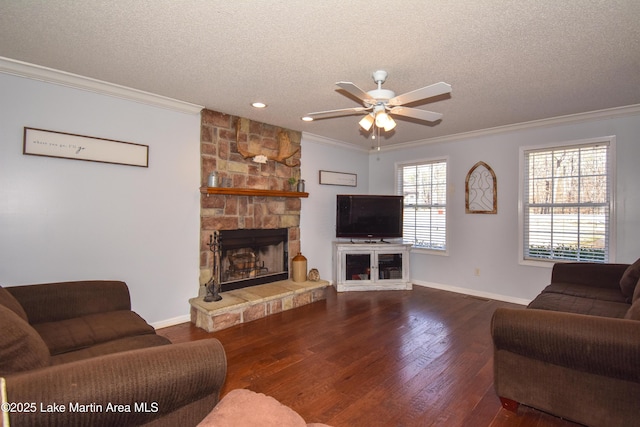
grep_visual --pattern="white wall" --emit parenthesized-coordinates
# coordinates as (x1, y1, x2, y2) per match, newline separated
(368, 112, 640, 303)
(3, 70, 637, 323)
(299, 135, 369, 282)
(0, 73, 201, 325)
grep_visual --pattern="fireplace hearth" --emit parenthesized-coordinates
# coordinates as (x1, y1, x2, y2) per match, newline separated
(219, 228, 288, 291)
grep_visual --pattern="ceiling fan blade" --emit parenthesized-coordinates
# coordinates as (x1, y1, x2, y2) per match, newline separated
(388, 82, 452, 106)
(305, 106, 370, 119)
(336, 82, 376, 104)
(389, 106, 443, 122)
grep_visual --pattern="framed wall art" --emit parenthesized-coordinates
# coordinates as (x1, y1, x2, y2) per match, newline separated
(319, 170, 357, 187)
(465, 161, 497, 214)
(23, 127, 149, 167)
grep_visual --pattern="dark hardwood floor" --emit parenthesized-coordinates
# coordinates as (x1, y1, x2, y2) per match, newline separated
(158, 286, 581, 427)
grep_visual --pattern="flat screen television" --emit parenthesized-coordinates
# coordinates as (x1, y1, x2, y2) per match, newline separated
(336, 194, 403, 240)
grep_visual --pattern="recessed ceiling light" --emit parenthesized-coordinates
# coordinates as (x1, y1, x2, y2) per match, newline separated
(301, 116, 314, 122)
(251, 102, 267, 108)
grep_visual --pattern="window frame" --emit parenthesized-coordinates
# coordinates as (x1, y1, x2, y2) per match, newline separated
(395, 156, 449, 255)
(518, 136, 616, 266)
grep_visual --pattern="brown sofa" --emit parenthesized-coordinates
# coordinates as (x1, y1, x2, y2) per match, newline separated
(0, 280, 227, 427)
(491, 260, 640, 427)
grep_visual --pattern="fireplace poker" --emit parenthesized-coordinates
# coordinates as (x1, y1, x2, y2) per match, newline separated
(204, 231, 222, 302)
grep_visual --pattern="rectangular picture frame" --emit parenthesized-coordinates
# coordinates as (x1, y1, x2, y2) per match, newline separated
(319, 170, 357, 187)
(23, 127, 149, 168)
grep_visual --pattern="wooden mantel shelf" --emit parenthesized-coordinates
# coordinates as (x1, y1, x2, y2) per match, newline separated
(200, 187, 309, 198)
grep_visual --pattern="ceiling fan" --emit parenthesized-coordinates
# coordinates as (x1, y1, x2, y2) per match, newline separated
(304, 70, 452, 133)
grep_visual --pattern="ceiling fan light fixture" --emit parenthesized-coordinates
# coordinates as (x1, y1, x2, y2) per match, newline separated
(375, 111, 391, 128)
(383, 116, 396, 131)
(359, 114, 374, 131)
(305, 70, 451, 140)
(301, 116, 313, 122)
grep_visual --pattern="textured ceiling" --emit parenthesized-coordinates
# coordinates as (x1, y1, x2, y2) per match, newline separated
(1, 1, 639, 149)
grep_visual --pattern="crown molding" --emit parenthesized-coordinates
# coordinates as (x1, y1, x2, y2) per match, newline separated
(0, 56, 203, 115)
(302, 132, 369, 153)
(376, 104, 640, 153)
(306, 103, 640, 154)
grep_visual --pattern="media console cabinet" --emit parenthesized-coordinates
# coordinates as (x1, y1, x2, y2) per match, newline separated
(333, 242, 412, 292)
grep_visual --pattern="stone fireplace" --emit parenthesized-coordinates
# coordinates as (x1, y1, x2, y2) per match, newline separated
(199, 110, 303, 290)
(191, 110, 329, 332)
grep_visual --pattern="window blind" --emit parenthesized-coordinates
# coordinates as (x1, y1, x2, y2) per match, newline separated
(523, 142, 610, 262)
(396, 160, 447, 250)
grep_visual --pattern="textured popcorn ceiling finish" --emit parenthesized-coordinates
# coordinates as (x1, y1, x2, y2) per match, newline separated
(1, 1, 639, 148)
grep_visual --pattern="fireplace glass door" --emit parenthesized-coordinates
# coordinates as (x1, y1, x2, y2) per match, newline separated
(219, 228, 288, 290)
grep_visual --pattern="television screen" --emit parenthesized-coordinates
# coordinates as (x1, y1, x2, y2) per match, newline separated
(336, 195, 403, 240)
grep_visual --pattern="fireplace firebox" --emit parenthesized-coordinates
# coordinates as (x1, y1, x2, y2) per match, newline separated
(218, 228, 288, 291)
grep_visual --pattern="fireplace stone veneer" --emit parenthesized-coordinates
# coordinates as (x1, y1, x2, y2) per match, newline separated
(199, 109, 303, 291)
(190, 279, 330, 332)
(194, 110, 314, 330)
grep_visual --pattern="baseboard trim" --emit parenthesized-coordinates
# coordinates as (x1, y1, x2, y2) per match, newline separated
(412, 280, 530, 306)
(151, 314, 191, 330)
(151, 281, 528, 328)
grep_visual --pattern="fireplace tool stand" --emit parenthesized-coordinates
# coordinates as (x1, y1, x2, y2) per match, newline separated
(204, 231, 222, 302)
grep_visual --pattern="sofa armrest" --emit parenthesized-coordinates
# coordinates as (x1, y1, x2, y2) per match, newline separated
(7, 281, 132, 324)
(4, 338, 227, 426)
(550, 262, 629, 289)
(491, 307, 640, 382)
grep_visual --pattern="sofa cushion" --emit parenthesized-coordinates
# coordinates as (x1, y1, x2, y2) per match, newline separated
(624, 284, 640, 320)
(0, 305, 50, 375)
(33, 310, 157, 356)
(527, 292, 630, 318)
(6, 280, 132, 324)
(32, 317, 95, 355)
(50, 334, 171, 365)
(631, 275, 640, 303)
(541, 282, 627, 303)
(620, 258, 640, 301)
(624, 298, 640, 320)
(0, 286, 28, 321)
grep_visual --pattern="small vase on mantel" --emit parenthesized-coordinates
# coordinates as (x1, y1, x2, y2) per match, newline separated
(288, 178, 297, 191)
(296, 179, 305, 192)
(291, 252, 308, 282)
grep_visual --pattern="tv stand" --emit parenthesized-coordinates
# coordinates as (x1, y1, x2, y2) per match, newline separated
(333, 242, 412, 292)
